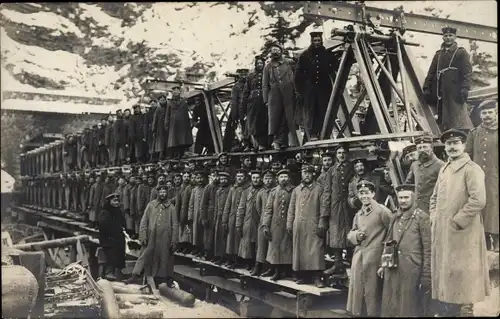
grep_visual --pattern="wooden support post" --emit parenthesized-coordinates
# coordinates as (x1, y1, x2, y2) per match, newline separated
(395, 34, 414, 131)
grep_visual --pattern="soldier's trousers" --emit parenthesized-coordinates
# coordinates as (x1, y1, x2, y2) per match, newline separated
(96, 145, 109, 166)
(72, 187, 79, 211)
(268, 90, 299, 147)
(65, 187, 71, 210)
(112, 144, 126, 166)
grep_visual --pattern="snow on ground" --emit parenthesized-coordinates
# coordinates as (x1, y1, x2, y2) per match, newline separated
(1, 8, 85, 38)
(1, 170, 15, 193)
(0, 1, 497, 103)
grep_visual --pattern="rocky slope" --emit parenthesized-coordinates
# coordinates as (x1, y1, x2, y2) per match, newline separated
(0, 2, 497, 102)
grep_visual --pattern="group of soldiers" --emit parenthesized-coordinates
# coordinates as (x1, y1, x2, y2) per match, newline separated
(20, 26, 498, 317)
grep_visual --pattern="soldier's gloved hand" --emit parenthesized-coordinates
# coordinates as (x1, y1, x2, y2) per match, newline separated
(236, 227, 242, 238)
(263, 227, 272, 241)
(201, 219, 208, 228)
(286, 226, 292, 236)
(356, 231, 366, 242)
(353, 198, 362, 210)
(143, 138, 147, 142)
(460, 88, 469, 103)
(221, 223, 228, 236)
(316, 226, 326, 238)
(377, 267, 384, 279)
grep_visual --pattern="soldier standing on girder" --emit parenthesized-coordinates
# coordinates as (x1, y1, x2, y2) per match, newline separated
(263, 43, 299, 150)
(294, 31, 338, 141)
(192, 96, 215, 155)
(130, 105, 147, 164)
(144, 99, 158, 162)
(423, 26, 473, 132)
(112, 109, 126, 166)
(152, 95, 169, 161)
(223, 69, 249, 151)
(241, 56, 269, 151)
(165, 86, 193, 160)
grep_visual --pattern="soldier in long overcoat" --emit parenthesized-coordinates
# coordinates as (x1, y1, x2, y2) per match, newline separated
(96, 119, 108, 167)
(287, 165, 327, 287)
(261, 169, 294, 281)
(379, 184, 431, 317)
(115, 176, 127, 213)
(89, 125, 98, 168)
(262, 44, 299, 150)
(63, 134, 78, 171)
(188, 171, 207, 256)
(222, 169, 250, 268)
(430, 129, 490, 316)
(347, 181, 392, 317)
(104, 115, 114, 167)
(152, 95, 168, 161)
(165, 87, 193, 159)
(405, 135, 445, 212)
(213, 172, 232, 264)
(122, 175, 136, 234)
(223, 69, 248, 152)
(133, 184, 178, 287)
(130, 105, 147, 164)
(112, 109, 128, 166)
(321, 144, 355, 273)
(252, 170, 275, 276)
(236, 170, 263, 270)
(423, 27, 473, 131)
(465, 100, 499, 251)
(176, 171, 193, 254)
(136, 174, 152, 235)
(241, 56, 268, 151)
(98, 193, 126, 281)
(192, 96, 215, 155)
(89, 173, 109, 227)
(144, 100, 158, 161)
(200, 169, 219, 260)
(294, 32, 338, 140)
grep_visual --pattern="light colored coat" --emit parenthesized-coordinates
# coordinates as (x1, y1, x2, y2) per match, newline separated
(347, 201, 392, 317)
(287, 182, 327, 271)
(188, 185, 205, 247)
(236, 185, 262, 259)
(429, 153, 490, 304)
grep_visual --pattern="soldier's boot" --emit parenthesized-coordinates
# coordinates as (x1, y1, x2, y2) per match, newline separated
(227, 255, 237, 269)
(485, 233, 492, 251)
(324, 251, 344, 276)
(124, 273, 141, 284)
(114, 268, 124, 281)
(250, 262, 262, 276)
(245, 259, 254, 271)
(293, 271, 304, 284)
(105, 266, 117, 281)
(314, 271, 325, 288)
(270, 265, 282, 282)
(261, 264, 275, 277)
(166, 277, 175, 288)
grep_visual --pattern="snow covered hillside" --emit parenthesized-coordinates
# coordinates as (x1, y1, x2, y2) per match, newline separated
(0, 2, 497, 103)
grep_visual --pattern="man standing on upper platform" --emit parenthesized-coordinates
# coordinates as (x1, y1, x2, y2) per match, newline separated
(423, 26, 473, 132)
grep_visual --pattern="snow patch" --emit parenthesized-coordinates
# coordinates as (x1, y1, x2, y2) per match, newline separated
(1, 8, 84, 38)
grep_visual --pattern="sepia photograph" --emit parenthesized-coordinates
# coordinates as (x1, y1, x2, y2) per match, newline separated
(1, 1, 498, 318)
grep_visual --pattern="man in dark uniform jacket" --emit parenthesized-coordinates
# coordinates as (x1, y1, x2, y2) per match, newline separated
(112, 109, 127, 166)
(423, 27, 473, 132)
(192, 96, 215, 155)
(224, 69, 249, 151)
(241, 56, 268, 151)
(144, 100, 158, 162)
(130, 104, 147, 164)
(294, 31, 338, 141)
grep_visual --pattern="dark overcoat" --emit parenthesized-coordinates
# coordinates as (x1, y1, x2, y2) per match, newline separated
(164, 97, 193, 148)
(321, 161, 355, 248)
(466, 124, 499, 234)
(214, 185, 231, 257)
(241, 70, 267, 137)
(200, 182, 219, 251)
(188, 185, 206, 247)
(144, 107, 156, 154)
(255, 186, 272, 263)
(294, 45, 337, 138)
(223, 182, 250, 255)
(98, 203, 126, 269)
(152, 105, 167, 154)
(423, 42, 473, 131)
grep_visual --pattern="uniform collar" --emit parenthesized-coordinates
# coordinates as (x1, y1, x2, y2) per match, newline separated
(278, 184, 294, 192)
(445, 153, 471, 172)
(152, 199, 169, 208)
(300, 182, 315, 189)
(396, 207, 415, 219)
(419, 154, 438, 168)
(440, 42, 458, 51)
(481, 121, 498, 131)
(361, 202, 373, 216)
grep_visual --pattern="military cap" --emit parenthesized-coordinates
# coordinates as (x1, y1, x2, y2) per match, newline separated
(171, 85, 181, 90)
(218, 152, 228, 158)
(158, 94, 167, 100)
(105, 193, 120, 201)
(236, 68, 250, 75)
(157, 173, 166, 179)
(440, 129, 468, 143)
(115, 108, 122, 113)
(335, 143, 349, 153)
(414, 134, 434, 145)
(241, 154, 252, 160)
(352, 158, 368, 167)
(395, 184, 416, 193)
(209, 167, 219, 174)
(322, 151, 335, 158)
(301, 164, 315, 173)
(270, 42, 283, 51)
(442, 26, 457, 34)
(402, 143, 417, 156)
(132, 104, 141, 109)
(156, 184, 168, 191)
(276, 169, 290, 176)
(235, 168, 248, 175)
(165, 174, 173, 181)
(310, 31, 323, 38)
(255, 55, 265, 62)
(194, 170, 206, 176)
(91, 124, 98, 129)
(356, 180, 376, 192)
(250, 169, 262, 175)
(477, 99, 497, 111)
(218, 171, 230, 178)
(263, 170, 275, 177)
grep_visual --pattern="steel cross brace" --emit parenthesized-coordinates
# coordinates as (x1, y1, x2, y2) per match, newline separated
(303, 1, 497, 43)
